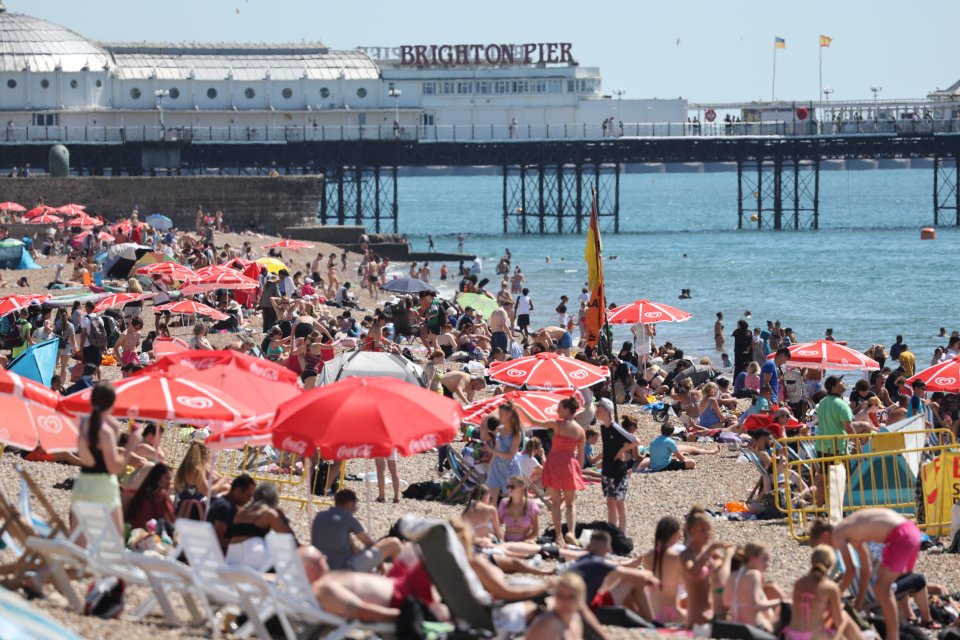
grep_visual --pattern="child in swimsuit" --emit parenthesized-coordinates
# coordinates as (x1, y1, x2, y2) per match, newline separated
(783, 545, 852, 640)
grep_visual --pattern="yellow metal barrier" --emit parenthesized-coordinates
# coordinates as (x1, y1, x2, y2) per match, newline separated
(773, 429, 956, 541)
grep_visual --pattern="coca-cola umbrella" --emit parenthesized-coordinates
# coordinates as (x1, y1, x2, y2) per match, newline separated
(607, 299, 693, 325)
(0, 294, 50, 318)
(60, 373, 255, 425)
(907, 356, 960, 393)
(93, 292, 154, 313)
(263, 239, 315, 250)
(487, 352, 610, 390)
(155, 300, 229, 321)
(140, 350, 301, 426)
(462, 388, 577, 426)
(770, 340, 880, 371)
(0, 395, 78, 453)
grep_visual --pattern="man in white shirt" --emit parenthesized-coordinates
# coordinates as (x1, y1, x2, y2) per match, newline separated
(515, 287, 533, 336)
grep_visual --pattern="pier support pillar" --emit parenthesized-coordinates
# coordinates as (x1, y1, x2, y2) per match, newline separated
(502, 163, 620, 234)
(319, 165, 398, 232)
(737, 157, 819, 231)
(934, 155, 960, 226)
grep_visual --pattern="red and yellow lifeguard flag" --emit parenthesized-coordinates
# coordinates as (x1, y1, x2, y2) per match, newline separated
(819, 35, 832, 47)
(584, 192, 605, 349)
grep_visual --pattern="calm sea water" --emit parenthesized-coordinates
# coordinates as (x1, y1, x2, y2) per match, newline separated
(392, 168, 956, 363)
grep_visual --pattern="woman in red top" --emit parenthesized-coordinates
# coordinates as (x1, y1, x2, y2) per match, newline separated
(124, 462, 175, 530)
(517, 396, 586, 547)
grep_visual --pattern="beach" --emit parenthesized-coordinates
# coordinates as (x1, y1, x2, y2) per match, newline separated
(0, 225, 955, 639)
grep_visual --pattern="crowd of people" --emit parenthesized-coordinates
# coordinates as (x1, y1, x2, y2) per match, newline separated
(3, 207, 959, 640)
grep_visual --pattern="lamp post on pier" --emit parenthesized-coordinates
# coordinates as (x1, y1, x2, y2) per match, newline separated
(870, 85, 883, 121)
(154, 89, 170, 135)
(388, 88, 402, 139)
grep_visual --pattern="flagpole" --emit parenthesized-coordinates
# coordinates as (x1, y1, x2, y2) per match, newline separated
(818, 44, 823, 120)
(772, 43, 777, 102)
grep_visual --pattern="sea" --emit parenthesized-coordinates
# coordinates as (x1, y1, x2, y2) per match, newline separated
(391, 168, 957, 364)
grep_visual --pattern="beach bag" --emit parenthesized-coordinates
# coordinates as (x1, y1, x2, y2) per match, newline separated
(86, 314, 108, 349)
(84, 576, 125, 619)
(783, 369, 804, 404)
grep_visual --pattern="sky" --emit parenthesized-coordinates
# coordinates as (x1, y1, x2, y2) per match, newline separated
(19, 0, 960, 104)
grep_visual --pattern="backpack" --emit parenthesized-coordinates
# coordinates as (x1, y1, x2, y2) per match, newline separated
(85, 314, 108, 349)
(783, 368, 804, 404)
(3, 318, 27, 349)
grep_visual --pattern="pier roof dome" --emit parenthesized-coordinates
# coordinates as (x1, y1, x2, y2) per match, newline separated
(0, 3, 111, 73)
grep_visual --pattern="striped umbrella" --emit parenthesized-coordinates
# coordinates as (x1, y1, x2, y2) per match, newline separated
(907, 356, 960, 393)
(771, 340, 880, 371)
(263, 239, 315, 250)
(155, 300, 229, 321)
(135, 261, 195, 280)
(0, 294, 50, 318)
(0, 202, 25, 212)
(26, 213, 63, 225)
(462, 388, 577, 426)
(93, 292, 154, 313)
(607, 299, 692, 325)
(487, 352, 610, 390)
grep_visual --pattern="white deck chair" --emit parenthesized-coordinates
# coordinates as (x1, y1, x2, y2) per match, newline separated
(174, 519, 244, 606)
(215, 564, 296, 640)
(126, 553, 221, 636)
(265, 532, 393, 640)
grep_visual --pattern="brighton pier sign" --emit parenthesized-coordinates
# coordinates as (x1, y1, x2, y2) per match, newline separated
(357, 43, 575, 66)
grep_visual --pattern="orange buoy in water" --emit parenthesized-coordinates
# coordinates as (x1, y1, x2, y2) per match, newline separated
(921, 227, 937, 240)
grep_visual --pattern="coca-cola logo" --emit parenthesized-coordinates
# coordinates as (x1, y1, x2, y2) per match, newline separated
(336, 444, 374, 459)
(408, 433, 438, 454)
(281, 436, 308, 456)
(182, 357, 217, 370)
(248, 362, 280, 382)
(176, 396, 215, 410)
(37, 415, 64, 434)
(934, 376, 956, 386)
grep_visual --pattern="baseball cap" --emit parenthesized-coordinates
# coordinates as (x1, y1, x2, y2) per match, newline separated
(597, 398, 615, 414)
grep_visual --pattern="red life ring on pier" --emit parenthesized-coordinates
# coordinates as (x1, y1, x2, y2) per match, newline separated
(705, 109, 717, 122)
(796, 107, 809, 121)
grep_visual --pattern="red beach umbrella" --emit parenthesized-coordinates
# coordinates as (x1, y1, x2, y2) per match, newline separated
(155, 300, 229, 321)
(0, 202, 25, 212)
(135, 261, 195, 280)
(0, 396, 78, 453)
(907, 356, 960, 393)
(24, 206, 54, 219)
(152, 337, 190, 358)
(487, 352, 610, 390)
(140, 350, 301, 424)
(462, 388, 577, 426)
(93, 292, 154, 313)
(180, 267, 259, 294)
(607, 299, 693, 325)
(0, 368, 63, 408)
(233, 377, 461, 459)
(770, 340, 880, 371)
(263, 239, 315, 250)
(0, 294, 50, 318)
(27, 213, 63, 225)
(60, 373, 255, 425)
(55, 204, 86, 215)
(66, 214, 103, 228)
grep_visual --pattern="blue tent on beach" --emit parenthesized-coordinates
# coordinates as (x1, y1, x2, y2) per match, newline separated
(6, 339, 58, 387)
(0, 239, 39, 270)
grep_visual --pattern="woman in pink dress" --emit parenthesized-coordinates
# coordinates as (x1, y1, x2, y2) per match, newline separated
(518, 396, 586, 547)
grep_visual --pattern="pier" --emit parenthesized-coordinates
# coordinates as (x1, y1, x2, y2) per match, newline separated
(3, 109, 960, 233)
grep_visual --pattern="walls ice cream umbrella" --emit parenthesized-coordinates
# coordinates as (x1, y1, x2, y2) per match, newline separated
(93, 292, 154, 313)
(462, 388, 577, 426)
(770, 340, 880, 371)
(487, 352, 609, 390)
(0, 395, 78, 453)
(907, 356, 960, 392)
(606, 299, 692, 325)
(263, 239, 314, 250)
(154, 300, 230, 321)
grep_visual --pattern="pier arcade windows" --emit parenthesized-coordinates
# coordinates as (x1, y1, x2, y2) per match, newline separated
(31, 113, 58, 126)
(129, 87, 141, 99)
(422, 82, 435, 95)
(494, 80, 509, 94)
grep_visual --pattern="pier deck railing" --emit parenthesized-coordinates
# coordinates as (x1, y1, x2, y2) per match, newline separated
(2, 118, 960, 145)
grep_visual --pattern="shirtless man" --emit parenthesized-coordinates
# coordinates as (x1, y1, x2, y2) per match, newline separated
(568, 530, 658, 620)
(115, 317, 143, 374)
(535, 325, 574, 356)
(440, 371, 485, 403)
(365, 257, 380, 301)
(810, 509, 922, 640)
(488, 301, 513, 354)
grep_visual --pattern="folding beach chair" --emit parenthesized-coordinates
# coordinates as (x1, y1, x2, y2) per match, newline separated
(0, 468, 70, 589)
(264, 531, 394, 640)
(444, 447, 486, 503)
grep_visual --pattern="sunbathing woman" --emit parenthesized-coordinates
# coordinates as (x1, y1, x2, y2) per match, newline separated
(680, 505, 735, 627)
(723, 543, 784, 633)
(641, 516, 686, 625)
(784, 545, 859, 640)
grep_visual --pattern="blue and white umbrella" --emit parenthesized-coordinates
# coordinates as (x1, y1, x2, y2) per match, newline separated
(0, 587, 83, 640)
(145, 213, 174, 231)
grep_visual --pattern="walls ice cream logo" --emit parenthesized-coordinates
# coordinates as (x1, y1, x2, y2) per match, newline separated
(336, 444, 374, 459)
(569, 370, 588, 380)
(37, 415, 64, 434)
(505, 368, 526, 378)
(177, 396, 215, 410)
(797, 350, 819, 356)
(407, 434, 437, 454)
(644, 312, 663, 320)
(934, 376, 956, 387)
